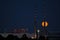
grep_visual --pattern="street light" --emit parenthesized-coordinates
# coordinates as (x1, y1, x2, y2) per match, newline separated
(37, 29, 40, 39)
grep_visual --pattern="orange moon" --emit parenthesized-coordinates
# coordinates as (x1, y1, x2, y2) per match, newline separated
(42, 21, 48, 27)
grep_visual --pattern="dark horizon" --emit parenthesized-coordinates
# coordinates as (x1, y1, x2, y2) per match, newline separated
(0, 0, 60, 33)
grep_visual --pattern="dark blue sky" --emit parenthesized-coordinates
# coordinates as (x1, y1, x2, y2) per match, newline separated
(0, 0, 60, 33)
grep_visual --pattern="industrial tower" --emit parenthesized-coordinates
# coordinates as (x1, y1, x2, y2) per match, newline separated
(34, 0, 38, 38)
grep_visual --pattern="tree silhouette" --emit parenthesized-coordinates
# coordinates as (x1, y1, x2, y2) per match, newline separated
(21, 34, 28, 40)
(0, 35, 5, 40)
(6, 34, 20, 40)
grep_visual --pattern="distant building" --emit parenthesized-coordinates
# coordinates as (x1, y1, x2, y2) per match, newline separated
(13, 28, 28, 33)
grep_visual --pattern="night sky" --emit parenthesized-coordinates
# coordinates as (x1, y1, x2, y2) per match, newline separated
(0, 0, 60, 33)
